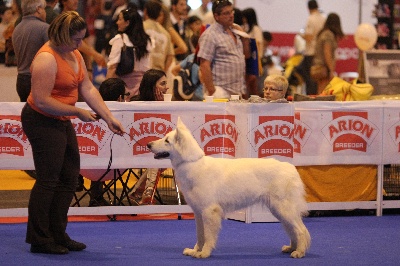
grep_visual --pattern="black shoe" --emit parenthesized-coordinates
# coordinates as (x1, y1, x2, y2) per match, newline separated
(89, 197, 111, 207)
(24, 170, 37, 179)
(30, 243, 69, 254)
(58, 239, 86, 251)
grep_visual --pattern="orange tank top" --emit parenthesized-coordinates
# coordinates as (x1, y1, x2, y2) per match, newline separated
(27, 43, 85, 120)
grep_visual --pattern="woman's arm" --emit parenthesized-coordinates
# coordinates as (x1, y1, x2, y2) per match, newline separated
(168, 27, 188, 56)
(106, 35, 123, 79)
(105, 64, 117, 79)
(78, 39, 106, 67)
(171, 64, 181, 76)
(323, 41, 335, 77)
(164, 54, 174, 73)
(254, 26, 264, 59)
(79, 56, 125, 135)
(199, 58, 215, 95)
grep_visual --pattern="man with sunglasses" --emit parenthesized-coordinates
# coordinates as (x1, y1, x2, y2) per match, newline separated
(197, 0, 250, 99)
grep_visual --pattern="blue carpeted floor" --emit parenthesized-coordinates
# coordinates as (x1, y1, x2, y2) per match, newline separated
(1, 216, 400, 266)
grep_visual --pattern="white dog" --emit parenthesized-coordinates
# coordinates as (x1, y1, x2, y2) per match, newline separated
(147, 118, 311, 259)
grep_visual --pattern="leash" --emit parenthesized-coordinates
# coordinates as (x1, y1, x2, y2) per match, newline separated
(94, 132, 149, 181)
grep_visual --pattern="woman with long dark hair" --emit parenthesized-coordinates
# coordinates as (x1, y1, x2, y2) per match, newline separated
(242, 8, 264, 97)
(242, 8, 263, 56)
(106, 8, 152, 99)
(131, 69, 169, 204)
(312, 13, 344, 94)
(137, 69, 168, 101)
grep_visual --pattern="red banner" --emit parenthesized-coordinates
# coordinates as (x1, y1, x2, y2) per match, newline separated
(269, 33, 359, 75)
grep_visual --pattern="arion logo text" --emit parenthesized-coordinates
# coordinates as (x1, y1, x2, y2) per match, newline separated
(249, 116, 294, 158)
(73, 119, 111, 156)
(198, 115, 238, 157)
(293, 112, 312, 153)
(388, 123, 400, 152)
(128, 113, 173, 155)
(0, 116, 29, 156)
(321, 112, 379, 152)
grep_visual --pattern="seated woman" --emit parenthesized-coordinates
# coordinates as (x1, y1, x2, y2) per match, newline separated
(131, 69, 169, 204)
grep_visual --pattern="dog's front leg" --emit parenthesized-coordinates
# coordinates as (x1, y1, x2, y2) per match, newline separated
(192, 205, 223, 259)
(183, 212, 205, 257)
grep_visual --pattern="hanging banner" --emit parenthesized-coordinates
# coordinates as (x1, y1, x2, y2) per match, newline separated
(0, 101, 392, 169)
(293, 101, 383, 166)
(382, 101, 400, 164)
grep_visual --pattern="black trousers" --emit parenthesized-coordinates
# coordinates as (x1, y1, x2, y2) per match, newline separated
(21, 104, 80, 245)
(16, 74, 31, 102)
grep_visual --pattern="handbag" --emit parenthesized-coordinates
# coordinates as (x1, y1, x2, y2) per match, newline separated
(116, 34, 135, 76)
(322, 77, 374, 101)
(321, 77, 350, 101)
(347, 79, 374, 101)
(310, 65, 329, 81)
(173, 57, 199, 100)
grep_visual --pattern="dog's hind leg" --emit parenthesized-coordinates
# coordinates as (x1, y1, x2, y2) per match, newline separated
(183, 212, 205, 257)
(268, 202, 310, 258)
(188, 204, 223, 259)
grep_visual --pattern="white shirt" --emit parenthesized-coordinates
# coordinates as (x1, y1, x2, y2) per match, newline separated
(107, 33, 152, 72)
(304, 11, 326, 56)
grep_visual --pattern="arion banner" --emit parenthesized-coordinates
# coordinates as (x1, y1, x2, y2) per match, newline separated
(0, 101, 395, 170)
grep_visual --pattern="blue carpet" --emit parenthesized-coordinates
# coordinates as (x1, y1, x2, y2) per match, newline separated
(1, 216, 400, 265)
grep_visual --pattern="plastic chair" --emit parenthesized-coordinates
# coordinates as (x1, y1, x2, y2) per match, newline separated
(72, 169, 136, 207)
(129, 169, 170, 205)
(128, 168, 183, 209)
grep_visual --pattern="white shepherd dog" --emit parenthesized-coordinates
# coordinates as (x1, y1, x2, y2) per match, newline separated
(147, 118, 311, 259)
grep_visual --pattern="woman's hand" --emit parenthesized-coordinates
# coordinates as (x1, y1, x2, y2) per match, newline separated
(105, 64, 117, 79)
(93, 52, 106, 67)
(77, 108, 98, 122)
(105, 117, 125, 136)
(155, 88, 164, 101)
(77, 108, 125, 136)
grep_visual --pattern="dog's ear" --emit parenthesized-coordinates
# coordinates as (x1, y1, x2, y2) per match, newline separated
(176, 117, 187, 131)
(175, 117, 189, 139)
(177, 116, 183, 125)
(174, 127, 181, 144)
(174, 125, 187, 145)
(173, 117, 205, 162)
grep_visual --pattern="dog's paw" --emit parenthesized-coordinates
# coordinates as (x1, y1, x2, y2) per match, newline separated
(183, 248, 211, 259)
(183, 248, 196, 256)
(281, 245, 294, 253)
(290, 250, 305, 258)
(193, 250, 211, 259)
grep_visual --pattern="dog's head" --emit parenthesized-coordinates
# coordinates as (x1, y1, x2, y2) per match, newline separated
(147, 117, 204, 164)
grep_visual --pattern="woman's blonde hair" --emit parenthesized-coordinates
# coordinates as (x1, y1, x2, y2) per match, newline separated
(48, 11, 86, 46)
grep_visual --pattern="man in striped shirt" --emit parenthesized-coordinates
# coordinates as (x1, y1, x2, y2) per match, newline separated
(197, 0, 249, 99)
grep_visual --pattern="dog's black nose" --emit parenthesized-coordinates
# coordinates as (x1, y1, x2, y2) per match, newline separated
(147, 143, 152, 149)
